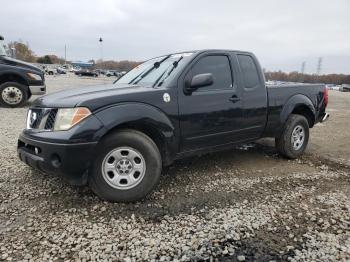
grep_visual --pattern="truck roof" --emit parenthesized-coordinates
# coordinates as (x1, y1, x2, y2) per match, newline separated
(149, 49, 254, 61)
(173, 49, 253, 55)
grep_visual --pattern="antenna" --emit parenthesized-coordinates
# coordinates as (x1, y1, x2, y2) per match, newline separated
(316, 57, 322, 75)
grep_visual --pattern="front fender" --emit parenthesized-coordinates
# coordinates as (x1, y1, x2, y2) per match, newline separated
(94, 103, 177, 164)
(0, 71, 29, 86)
(280, 94, 316, 124)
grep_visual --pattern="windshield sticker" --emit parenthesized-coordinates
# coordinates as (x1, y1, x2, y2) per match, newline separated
(163, 93, 171, 103)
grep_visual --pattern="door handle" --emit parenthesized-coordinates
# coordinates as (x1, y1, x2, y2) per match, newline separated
(229, 96, 240, 103)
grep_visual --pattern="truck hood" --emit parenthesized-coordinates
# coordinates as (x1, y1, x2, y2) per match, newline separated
(0, 56, 42, 73)
(31, 83, 158, 111)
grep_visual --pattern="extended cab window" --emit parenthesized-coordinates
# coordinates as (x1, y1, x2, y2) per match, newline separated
(191, 55, 232, 91)
(237, 55, 260, 88)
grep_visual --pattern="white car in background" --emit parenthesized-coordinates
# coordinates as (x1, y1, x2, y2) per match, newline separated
(70, 66, 81, 73)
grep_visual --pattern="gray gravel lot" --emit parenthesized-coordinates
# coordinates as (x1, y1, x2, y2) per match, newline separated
(0, 74, 349, 261)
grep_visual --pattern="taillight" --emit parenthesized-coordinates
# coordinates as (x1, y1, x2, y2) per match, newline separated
(324, 87, 328, 107)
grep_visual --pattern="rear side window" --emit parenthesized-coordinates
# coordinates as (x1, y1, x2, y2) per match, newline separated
(237, 55, 260, 88)
(191, 55, 232, 91)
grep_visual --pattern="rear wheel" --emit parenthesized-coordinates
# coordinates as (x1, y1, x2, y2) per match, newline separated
(88, 130, 162, 202)
(275, 114, 309, 159)
(0, 82, 28, 107)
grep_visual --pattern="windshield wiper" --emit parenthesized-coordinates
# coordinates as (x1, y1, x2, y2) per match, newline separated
(127, 67, 149, 85)
(130, 55, 171, 85)
(153, 56, 183, 87)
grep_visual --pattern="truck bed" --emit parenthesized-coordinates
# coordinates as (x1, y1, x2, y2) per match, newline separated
(264, 83, 326, 136)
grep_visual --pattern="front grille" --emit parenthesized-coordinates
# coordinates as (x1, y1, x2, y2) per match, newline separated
(27, 108, 57, 130)
(44, 109, 57, 129)
(27, 109, 43, 129)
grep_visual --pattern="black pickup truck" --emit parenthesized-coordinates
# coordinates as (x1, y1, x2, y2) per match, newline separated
(0, 36, 46, 107)
(18, 49, 329, 202)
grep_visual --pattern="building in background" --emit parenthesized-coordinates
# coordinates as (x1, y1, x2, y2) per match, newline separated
(71, 61, 94, 69)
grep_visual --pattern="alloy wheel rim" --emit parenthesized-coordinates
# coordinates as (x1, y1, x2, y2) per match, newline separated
(1, 86, 23, 105)
(101, 147, 146, 190)
(291, 125, 305, 151)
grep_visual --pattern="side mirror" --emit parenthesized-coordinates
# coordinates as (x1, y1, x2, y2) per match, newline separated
(185, 73, 214, 93)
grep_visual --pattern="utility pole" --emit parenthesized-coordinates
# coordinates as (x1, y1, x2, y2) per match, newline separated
(301, 61, 305, 74)
(316, 57, 322, 75)
(99, 37, 106, 82)
(11, 47, 16, 59)
(99, 37, 103, 70)
(64, 44, 67, 65)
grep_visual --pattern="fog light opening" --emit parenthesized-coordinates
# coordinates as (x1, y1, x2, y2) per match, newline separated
(51, 154, 61, 168)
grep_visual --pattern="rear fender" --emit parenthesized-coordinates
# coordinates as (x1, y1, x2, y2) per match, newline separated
(280, 94, 316, 125)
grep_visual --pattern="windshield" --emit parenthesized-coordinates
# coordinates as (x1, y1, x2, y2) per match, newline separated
(0, 40, 7, 56)
(116, 53, 193, 87)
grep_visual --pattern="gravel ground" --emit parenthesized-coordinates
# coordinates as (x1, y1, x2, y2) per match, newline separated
(0, 75, 349, 261)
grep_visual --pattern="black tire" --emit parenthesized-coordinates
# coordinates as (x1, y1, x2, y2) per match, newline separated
(275, 114, 309, 159)
(88, 130, 162, 202)
(0, 82, 28, 108)
(48, 71, 54, 75)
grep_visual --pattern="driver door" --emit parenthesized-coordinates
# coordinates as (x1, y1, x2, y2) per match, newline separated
(178, 53, 244, 152)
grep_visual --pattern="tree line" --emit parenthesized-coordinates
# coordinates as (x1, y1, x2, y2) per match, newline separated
(7, 41, 65, 64)
(265, 71, 350, 85)
(7, 40, 140, 72)
(93, 59, 141, 72)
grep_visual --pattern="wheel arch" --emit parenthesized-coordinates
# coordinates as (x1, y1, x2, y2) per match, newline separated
(0, 72, 29, 86)
(94, 103, 177, 166)
(280, 94, 316, 128)
(0, 73, 30, 95)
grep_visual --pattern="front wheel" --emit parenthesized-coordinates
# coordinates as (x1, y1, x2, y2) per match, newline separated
(275, 114, 309, 159)
(0, 82, 28, 107)
(88, 130, 162, 202)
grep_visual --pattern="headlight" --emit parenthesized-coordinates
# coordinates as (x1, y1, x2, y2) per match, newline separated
(54, 107, 91, 131)
(27, 72, 42, 81)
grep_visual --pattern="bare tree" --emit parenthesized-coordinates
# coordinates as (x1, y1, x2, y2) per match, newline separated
(265, 71, 350, 85)
(7, 41, 36, 62)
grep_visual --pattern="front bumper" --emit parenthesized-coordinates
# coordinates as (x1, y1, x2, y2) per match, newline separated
(18, 134, 97, 185)
(29, 85, 46, 95)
